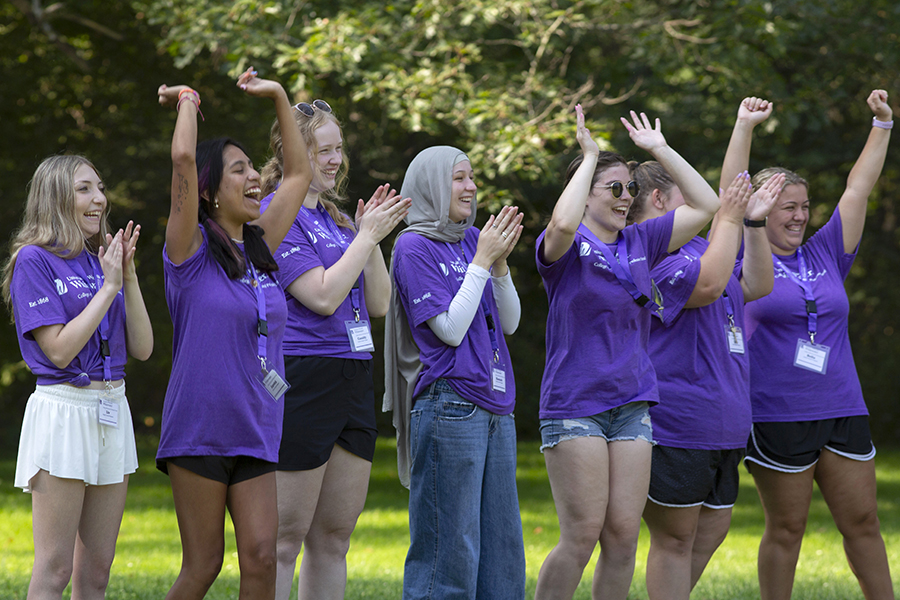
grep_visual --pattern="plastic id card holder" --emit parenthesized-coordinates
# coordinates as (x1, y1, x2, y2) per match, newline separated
(491, 364, 507, 393)
(724, 325, 745, 354)
(98, 389, 119, 429)
(256, 358, 290, 400)
(794, 339, 830, 375)
(345, 320, 375, 352)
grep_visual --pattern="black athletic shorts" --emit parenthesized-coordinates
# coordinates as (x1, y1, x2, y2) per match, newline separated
(158, 455, 276, 485)
(648, 445, 744, 508)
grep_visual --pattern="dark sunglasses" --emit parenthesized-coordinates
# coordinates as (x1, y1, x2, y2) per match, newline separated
(293, 99, 332, 117)
(595, 180, 640, 199)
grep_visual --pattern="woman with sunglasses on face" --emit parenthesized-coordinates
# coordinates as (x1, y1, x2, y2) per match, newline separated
(257, 99, 410, 600)
(726, 90, 894, 600)
(385, 145, 525, 599)
(3, 155, 152, 600)
(628, 143, 782, 599)
(155, 68, 312, 600)
(534, 106, 720, 600)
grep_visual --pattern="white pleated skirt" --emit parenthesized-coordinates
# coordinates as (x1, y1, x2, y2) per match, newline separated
(15, 383, 138, 492)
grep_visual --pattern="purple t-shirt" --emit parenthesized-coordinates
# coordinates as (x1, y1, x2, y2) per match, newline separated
(11, 245, 127, 385)
(745, 209, 866, 422)
(393, 229, 515, 415)
(157, 227, 287, 462)
(648, 236, 752, 449)
(261, 194, 370, 359)
(536, 211, 674, 419)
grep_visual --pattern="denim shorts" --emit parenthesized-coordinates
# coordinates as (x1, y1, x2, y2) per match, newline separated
(539, 401, 653, 452)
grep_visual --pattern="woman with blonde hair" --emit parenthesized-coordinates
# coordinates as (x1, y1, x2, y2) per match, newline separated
(3, 154, 152, 599)
(259, 99, 409, 600)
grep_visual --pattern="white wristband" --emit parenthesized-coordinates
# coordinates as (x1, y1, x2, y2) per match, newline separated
(872, 117, 893, 130)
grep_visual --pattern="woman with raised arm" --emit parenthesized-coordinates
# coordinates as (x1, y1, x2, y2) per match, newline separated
(629, 152, 781, 599)
(384, 146, 525, 599)
(533, 106, 719, 600)
(3, 155, 152, 600)
(737, 90, 894, 600)
(155, 68, 312, 600)
(257, 100, 410, 600)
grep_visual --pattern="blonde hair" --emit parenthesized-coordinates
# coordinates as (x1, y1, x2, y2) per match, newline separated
(260, 106, 354, 230)
(2, 155, 111, 312)
(751, 167, 809, 191)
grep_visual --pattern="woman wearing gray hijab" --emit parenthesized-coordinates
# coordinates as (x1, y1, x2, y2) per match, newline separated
(384, 146, 525, 598)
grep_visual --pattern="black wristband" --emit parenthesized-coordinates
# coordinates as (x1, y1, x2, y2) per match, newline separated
(743, 217, 767, 228)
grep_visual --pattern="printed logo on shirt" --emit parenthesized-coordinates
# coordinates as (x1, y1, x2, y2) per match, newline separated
(413, 292, 432, 305)
(439, 263, 449, 276)
(306, 230, 318, 244)
(55, 278, 68, 295)
(27, 296, 49, 308)
(775, 264, 828, 282)
(280, 245, 303, 259)
(66, 274, 92, 290)
(579, 242, 592, 257)
(667, 269, 686, 286)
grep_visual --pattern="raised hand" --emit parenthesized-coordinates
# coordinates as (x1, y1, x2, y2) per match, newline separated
(236, 66, 283, 99)
(356, 185, 411, 245)
(746, 172, 785, 222)
(621, 111, 667, 153)
(356, 184, 393, 230)
(98, 230, 125, 292)
(157, 84, 192, 108)
(737, 97, 774, 127)
(718, 172, 753, 225)
(120, 221, 141, 282)
(575, 104, 600, 157)
(473, 206, 524, 270)
(867, 89, 892, 121)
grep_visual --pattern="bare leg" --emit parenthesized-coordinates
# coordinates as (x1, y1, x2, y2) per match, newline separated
(643, 502, 701, 600)
(592, 439, 652, 600)
(690, 506, 732, 589)
(71, 478, 129, 600)
(298, 446, 371, 600)
(750, 464, 815, 600)
(534, 437, 609, 600)
(164, 464, 228, 600)
(228, 472, 278, 600)
(815, 451, 894, 600)
(28, 470, 85, 600)
(274, 466, 327, 600)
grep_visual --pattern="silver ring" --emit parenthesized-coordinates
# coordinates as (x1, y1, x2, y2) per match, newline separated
(501, 232, 508, 239)
(492, 224, 498, 228)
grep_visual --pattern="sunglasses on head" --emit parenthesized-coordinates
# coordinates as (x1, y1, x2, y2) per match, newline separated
(293, 99, 332, 117)
(595, 180, 640, 199)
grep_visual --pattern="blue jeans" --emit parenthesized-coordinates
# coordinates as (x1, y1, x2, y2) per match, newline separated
(403, 379, 525, 600)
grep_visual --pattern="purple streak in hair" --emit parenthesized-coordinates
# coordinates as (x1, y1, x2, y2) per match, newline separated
(197, 163, 212, 198)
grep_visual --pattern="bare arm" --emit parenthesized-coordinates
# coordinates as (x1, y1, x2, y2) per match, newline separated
(32, 232, 124, 369)
(740, 174, 783, 301)
(543, 104, 598, 264)
(120, 221, 153, 360)
(159, 84, 203, 264)
(684, 174, 751, 308)
(621, 112, 720, 251)
(720, 97, 774, 191)
(838, 89, 893, 254)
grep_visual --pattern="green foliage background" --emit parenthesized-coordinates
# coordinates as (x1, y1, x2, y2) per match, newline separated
(1, 0, 899, 446)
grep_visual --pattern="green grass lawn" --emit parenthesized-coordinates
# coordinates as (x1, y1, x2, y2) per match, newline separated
(2, 437, 900, 599)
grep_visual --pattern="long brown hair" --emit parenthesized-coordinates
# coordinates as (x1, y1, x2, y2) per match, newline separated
(260, 105, 354, 230)
(3, 155, 111, 312)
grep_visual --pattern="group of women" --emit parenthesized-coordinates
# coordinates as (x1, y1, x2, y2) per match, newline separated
(3, 64, 894, 600)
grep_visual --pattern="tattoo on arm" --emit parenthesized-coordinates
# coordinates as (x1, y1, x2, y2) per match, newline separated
(175, 173, 188, 214)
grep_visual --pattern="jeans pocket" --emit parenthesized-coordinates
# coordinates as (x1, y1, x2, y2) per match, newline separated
(437, 399, 478, 421)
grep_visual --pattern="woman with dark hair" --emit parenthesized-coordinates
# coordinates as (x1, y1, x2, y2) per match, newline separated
(155, 68, 312, 599)
(534, 106, 720, 600)
(3, 154, 152, 600)
(727, 90, 894, 600)
(385, 145, 526, 599)
(258, 100, 409, 599)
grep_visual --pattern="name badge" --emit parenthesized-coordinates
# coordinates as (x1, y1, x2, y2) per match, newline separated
(724, 325, 745, 354)
(98, 397, 119, 428)
(256, 358, 290, 400)
(794, 339, 830, 375)
(492, 367, 506, 393)
(345, 320, 375, 352)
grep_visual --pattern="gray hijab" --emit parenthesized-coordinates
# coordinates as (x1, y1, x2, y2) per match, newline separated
(383, 146, 474, 487)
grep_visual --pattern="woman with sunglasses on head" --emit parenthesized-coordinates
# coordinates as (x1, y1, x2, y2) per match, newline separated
(728, 90, 894, 600)
(155, 68, 312, 600)
(534, 106, 720, 600)
(257, 99, 410, 600)
(3, 155, 152, 600)
(385, 145, 525, 599)
(628, 106, 782, 598)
